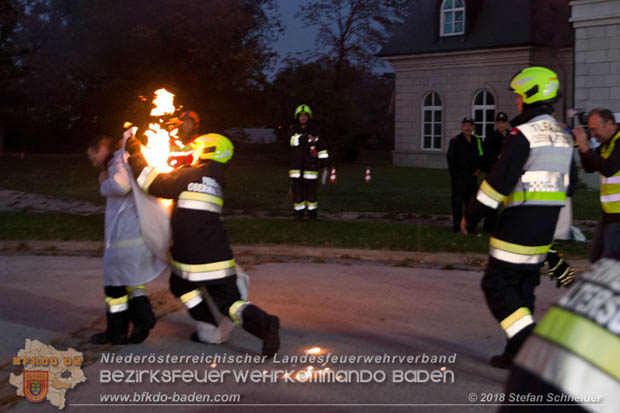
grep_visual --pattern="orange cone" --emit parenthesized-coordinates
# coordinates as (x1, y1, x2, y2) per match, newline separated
(364, 168, 372, 183)
(329, 167, 337, 183)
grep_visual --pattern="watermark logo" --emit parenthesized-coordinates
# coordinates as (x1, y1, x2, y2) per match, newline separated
(9, 339, 86, 410)
(24, 370, 49, 402)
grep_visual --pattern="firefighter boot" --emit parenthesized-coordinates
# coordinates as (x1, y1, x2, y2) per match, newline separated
(294, 209, 305, 221)
(127, 296, 157, 344)
(307, 208, 318, 220)
(239, 304, 280, 358)
(490, 325, 535, 369)
(91, 311, 129, 345)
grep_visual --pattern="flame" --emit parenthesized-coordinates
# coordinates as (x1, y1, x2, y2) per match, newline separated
(150, 88, 175, 116)
(305, 347, 322, 355)
(142, 123, 174, 173)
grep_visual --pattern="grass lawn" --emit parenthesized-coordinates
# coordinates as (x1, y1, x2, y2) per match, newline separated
(0, 151, 602, 220)
(0, 148, 599, 257)
(0, 212, 592, 258)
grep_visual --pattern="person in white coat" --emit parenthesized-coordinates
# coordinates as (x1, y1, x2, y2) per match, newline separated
(86, 135, 168, 344)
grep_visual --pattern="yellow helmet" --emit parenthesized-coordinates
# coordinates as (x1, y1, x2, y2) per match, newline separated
(294, 104, 312, 119)
(191, 133, 234, 164)
(509, 66, 560, 105)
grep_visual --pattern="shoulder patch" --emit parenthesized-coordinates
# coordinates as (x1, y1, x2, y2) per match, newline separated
(510, 128, 519, 135)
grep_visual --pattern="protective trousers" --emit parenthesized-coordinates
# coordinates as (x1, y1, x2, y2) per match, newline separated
(291, 176, 318, 220)
(481, 258, 539, 354)
(450, 177, 477, 231)
(169, 273, 274, 342)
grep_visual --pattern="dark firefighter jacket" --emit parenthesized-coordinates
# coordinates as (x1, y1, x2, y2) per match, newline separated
(466, 106, 573, 270)
(127, 150, 235, 284)
(288, 123, 329, 179)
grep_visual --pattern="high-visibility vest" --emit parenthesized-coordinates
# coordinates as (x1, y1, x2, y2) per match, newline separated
(505, 259, 620, 412)
(504, 114, 572, 209)
(600, 129, 620, 213)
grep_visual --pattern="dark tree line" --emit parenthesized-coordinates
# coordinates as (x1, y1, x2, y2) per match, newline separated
(1, 0, 407, 159)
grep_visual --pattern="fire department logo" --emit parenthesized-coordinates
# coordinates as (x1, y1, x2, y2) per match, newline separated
(9, 339, 86, 410)
(24, 370, 49, 402)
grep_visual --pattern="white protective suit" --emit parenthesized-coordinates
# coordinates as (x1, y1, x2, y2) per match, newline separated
(101, 149, 168, 286)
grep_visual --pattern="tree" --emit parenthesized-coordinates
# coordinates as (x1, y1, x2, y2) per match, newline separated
(266, 58, 395, 161)
(7, 0, 283, 152)
(0, 0, 29, 152)
(296, 0, 408, 86)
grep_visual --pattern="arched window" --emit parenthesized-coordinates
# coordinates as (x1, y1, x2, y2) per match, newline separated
(422, 92, 442, 150)
(441, 0, 465, 36)
(472, 90, 496, 140)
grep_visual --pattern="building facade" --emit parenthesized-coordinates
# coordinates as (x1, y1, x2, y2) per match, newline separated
(380, 0, 574, 169)
(571, 0, 620, 112)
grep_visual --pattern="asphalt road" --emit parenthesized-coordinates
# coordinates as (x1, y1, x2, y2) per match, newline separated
(0, 251, 568, 412)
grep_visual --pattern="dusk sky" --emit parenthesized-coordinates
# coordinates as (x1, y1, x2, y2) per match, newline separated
(272, 0, 393, 75)
(272, 0, 317, 72)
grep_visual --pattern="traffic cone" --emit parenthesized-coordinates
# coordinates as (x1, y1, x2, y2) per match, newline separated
(364, 168, 372, 183)
(329, 167, 337, 184)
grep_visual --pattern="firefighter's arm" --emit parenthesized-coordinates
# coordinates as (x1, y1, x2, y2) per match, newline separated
(125, 137, 185, 199)
(466, 129, 531, 223)
(316, 132, 329, 165)
(100, 152, 132, 197)
(579, 146, 620, 177)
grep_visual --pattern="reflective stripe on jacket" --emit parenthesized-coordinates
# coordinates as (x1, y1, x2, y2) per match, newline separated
(600, 129, 620, 213)
(507, 259, 620, 412)
(505, 114, 572, 208)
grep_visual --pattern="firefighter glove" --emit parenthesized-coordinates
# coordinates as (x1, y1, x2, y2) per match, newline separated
(125, 137, 142, 156)
(545, 249, 575, 288)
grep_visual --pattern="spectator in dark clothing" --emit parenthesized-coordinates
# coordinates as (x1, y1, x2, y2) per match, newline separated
(447, 117, 483, 232)
(481, 112, 510, 233)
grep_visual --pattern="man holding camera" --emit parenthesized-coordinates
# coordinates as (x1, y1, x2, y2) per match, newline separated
(574, 108, 620, 261)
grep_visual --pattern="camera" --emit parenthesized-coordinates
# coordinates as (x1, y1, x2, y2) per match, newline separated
(569, 108, 591, 138)
(573, 109, 589, 128)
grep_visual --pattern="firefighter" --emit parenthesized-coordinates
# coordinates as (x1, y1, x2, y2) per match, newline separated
(167, 110, 201, 168)
(125, 133, 280, 357)
(288, 104, 329, 220)
(461, 67, 574, 369)
(501, 259, 620, 412)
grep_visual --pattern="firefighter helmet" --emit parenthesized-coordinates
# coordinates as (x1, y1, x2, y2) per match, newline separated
(191, 133, 234, 164)
(294, 104, 312, 119)
(509, 66, 560, 105)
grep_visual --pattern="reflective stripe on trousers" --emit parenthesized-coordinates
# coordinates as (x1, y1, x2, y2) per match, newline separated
(126, 285, 147, 299)
(500, 307, 534, 338)
(489, 237, 551, 265)
(171, 259, 236, 282)
(106, 295, 129, 313)
(229, 300, 251, 325)
(180, 289, 203, 309)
